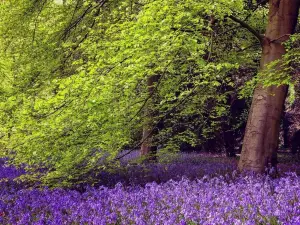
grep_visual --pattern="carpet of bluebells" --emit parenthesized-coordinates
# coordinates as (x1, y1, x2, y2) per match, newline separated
(1, 153, 300, 225)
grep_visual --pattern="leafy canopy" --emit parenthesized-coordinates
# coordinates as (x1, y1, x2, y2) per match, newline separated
(0, 0, 273, 186)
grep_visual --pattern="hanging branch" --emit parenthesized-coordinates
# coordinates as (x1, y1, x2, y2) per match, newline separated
(127, 51, 180, 123)
(32, 0, 47, 43)
(62, 0, 108, 41)
(228, 15, 264, 44)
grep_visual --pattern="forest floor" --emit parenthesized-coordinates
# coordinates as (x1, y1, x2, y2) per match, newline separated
(1, 153, 300, 224)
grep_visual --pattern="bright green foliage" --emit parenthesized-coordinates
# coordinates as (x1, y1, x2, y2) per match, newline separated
(0, 0, 271, 186)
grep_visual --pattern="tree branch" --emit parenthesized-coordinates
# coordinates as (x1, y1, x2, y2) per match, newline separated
(270, 34, 291, 43)
(257, 0, 268, 6)
(228, 15, 263, 44)
(115, 78, 200, 161)
(62, 0, 108, 41)
(127, 52, 179, 123)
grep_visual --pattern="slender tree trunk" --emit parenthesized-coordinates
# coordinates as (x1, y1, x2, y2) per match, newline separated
(140, 75, 160, 161)
(239, 0, 300, 172)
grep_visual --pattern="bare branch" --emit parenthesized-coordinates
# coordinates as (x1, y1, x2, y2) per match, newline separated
(270, 34, 291, 43)
(228, 15, 263, 44)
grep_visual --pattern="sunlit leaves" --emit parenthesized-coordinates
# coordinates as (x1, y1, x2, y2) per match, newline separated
(0, 0, 270, 186)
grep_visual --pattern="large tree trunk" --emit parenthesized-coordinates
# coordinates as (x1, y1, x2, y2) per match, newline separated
(239, 0, 300, 172)
(140, 75, 160, 161)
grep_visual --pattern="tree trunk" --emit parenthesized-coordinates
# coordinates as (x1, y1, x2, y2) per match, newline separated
(239, 0, 300, 173)
(140, 75, 160, 161)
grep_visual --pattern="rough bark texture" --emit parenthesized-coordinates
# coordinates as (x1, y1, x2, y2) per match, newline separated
(239, 0, 300, 172)
(140, 75, 160, 161)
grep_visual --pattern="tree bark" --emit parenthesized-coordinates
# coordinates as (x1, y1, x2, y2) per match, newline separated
(140, 75, 160, 161)
(239, 0, 300, 173)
